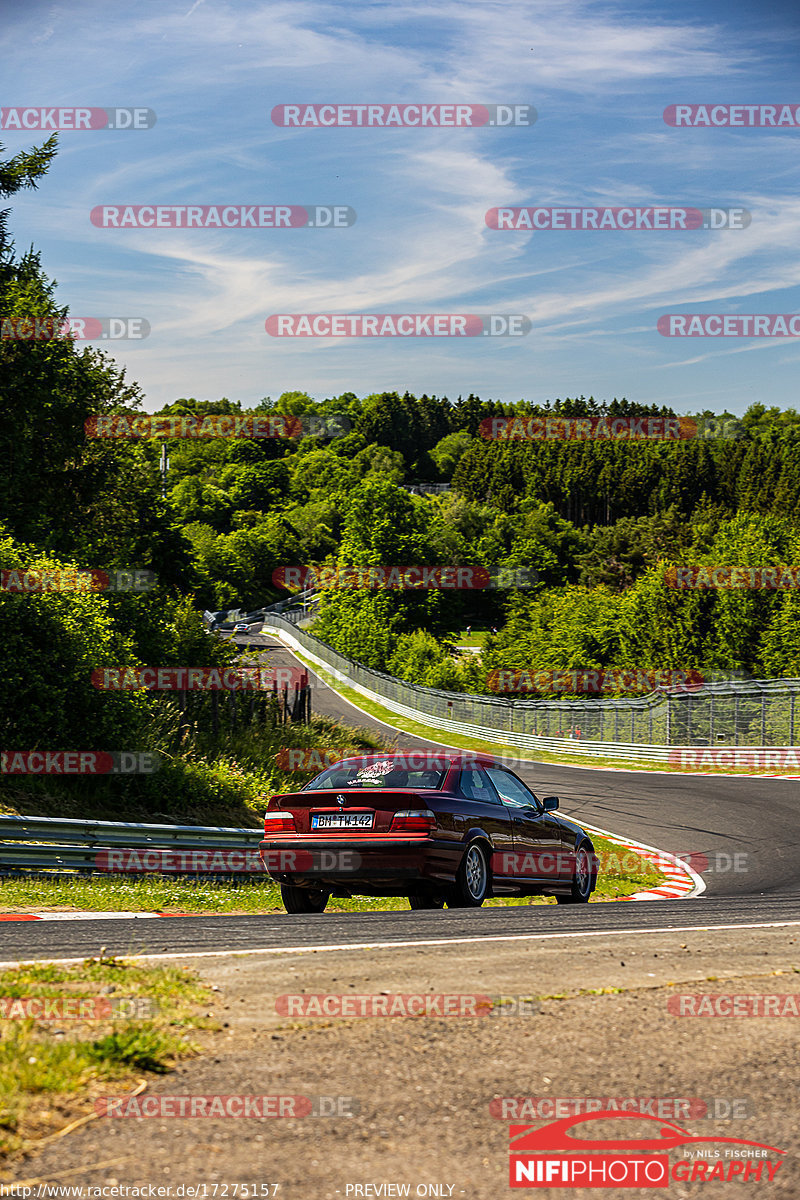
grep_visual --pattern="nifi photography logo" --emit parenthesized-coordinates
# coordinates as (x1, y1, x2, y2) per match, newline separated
(508, 1112, 784, 1188)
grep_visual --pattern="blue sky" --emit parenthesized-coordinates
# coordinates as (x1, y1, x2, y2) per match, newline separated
(2, 0, 799, 414)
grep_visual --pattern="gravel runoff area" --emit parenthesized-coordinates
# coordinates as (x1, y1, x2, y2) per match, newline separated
(6, 924, 800, 1199)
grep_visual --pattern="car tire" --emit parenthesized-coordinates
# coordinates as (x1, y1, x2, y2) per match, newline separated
(556, 842, 594, 904)
(280, 884, 330, 914)
(409, 892, 446, 910)
(447, 841, 489, 907)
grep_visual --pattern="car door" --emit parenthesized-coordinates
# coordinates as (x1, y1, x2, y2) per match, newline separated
(483, 766, 569, 884)
(455, 766, 514, 864)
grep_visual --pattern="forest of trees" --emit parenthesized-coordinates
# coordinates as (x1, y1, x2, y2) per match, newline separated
(141, 391, 800, 692)
(3, 131, 800, 781)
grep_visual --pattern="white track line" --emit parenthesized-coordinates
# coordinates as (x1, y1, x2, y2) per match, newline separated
(1, 920, 798, 969)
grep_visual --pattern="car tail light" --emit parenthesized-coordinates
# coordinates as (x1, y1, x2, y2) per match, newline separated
(389, 809, 436, 834)
(264, 810, 297, 833)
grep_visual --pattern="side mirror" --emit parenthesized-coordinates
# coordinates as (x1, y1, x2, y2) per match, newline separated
(542, 796, 559, 812)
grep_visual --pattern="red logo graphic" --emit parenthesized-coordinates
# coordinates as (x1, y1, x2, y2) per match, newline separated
(509, 1113, 784, 1187)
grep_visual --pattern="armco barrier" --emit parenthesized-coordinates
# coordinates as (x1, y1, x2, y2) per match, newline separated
(259, 615, 800, 763)
(0, 815, 261, 875)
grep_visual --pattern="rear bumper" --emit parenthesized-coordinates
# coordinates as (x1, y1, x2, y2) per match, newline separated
(259, 836, 455, 890)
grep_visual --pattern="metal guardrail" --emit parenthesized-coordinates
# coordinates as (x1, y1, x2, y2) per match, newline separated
(0, 815, 262, 876)
(261, 614, 800, 761)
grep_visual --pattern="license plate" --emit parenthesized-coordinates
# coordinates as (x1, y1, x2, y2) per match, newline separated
(311, 812, 374, 830)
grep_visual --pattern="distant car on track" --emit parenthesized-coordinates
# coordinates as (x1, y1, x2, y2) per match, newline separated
(232, 622, 253, 635)
(260, 752, 597, 913)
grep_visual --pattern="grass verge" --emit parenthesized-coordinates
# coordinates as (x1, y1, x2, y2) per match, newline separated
(0, 958, 212, 1161)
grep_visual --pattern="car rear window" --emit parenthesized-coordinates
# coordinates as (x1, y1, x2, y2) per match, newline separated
(303, 759, 446, 791)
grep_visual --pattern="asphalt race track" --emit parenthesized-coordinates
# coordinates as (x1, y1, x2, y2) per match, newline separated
(1, 896, 800, 966)
(2, 632, 799, 964)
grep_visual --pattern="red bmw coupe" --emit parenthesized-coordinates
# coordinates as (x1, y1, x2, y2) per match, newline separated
(260, 752, 597, 913)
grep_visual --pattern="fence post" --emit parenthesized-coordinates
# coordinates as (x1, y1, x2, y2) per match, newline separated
(761, 694, 766, 744)
(791, 692, 796, 746)
(734, 692, 739, 746)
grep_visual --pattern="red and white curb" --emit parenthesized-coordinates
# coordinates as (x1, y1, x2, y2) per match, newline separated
(582, 823, 705, 901)
(0, 910, 182, 922)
